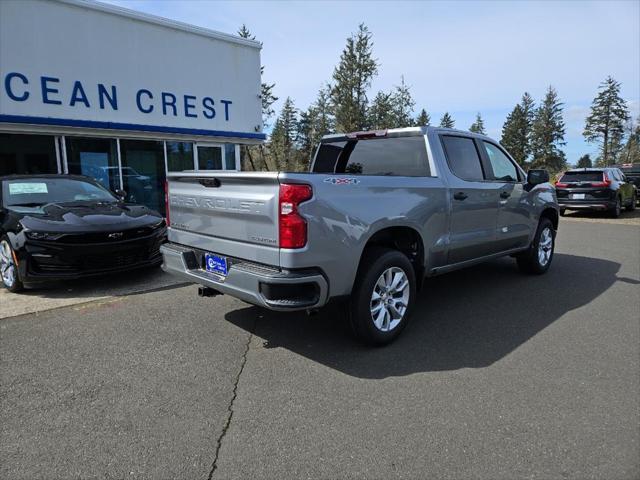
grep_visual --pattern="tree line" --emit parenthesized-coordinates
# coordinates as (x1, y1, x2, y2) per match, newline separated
(240, 24, 640, 173)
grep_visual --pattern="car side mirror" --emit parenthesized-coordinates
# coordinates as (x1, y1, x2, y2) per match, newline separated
(527, 169, 549, 186)
(114, 189, 127, 200)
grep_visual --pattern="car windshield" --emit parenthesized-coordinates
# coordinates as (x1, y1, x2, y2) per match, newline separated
(2, 178, 117, 207)
(559, 171, 603, 182)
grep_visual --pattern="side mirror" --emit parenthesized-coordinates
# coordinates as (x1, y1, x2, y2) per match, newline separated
(527, 169, 549, 186)
(114, 189, 127, 200)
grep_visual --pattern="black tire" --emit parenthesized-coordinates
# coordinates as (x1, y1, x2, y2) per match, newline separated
(626, 194, 636, 212)
(610, 196, 622, 218)
(516, 218, 555, 275)
(0, 236, 24, 293)
(559, 209, 566, 217)
(349, 247, 416, 346)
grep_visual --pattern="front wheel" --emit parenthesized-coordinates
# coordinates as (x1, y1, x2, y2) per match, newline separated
(0, 237, 24, 293)
(516, 218, 555, 275)
(349, 247, 416, 346)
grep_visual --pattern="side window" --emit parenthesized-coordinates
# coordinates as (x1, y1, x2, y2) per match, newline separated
(482, 142, 519, 182)
(441, 136, 484, 181)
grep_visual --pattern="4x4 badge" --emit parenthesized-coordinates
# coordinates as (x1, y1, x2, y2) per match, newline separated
(324, 177, 360, 185)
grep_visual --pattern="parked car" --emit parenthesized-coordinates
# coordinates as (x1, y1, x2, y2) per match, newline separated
(617, 163, 640, 203)
(0, 175, 166, 292)
(555, 167, 637, 217)
(160, 127, 559, 346)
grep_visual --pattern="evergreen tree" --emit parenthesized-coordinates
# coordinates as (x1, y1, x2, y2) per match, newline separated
(576, 154, 593, 168)
(390, 76, 415, 128)
(584, 76, 630, 166)
(269, 97, 298, 171)
(439, 112, 455, 129)
(530, 86, 566, 172)
(414, 108, 431, 126)
(296, 85, 336, 169)
(469, 113, 486, 135)
(368, 91, 396, 129)
(500, 92, 535, 166)
(621, 116, 640, 164)
(331, 24, 378, 132)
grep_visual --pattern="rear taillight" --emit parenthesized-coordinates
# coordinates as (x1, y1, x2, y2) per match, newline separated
(279, 183, 312, 249)
(555, 182, 568, 188)
(591, 172, 612, 187)
(164, 180, 170, 226)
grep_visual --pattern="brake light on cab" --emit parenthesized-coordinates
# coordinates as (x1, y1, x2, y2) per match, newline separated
(279, 183, 312, 249)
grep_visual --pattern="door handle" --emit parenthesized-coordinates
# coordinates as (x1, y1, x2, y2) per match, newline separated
(500, 191, 511, 199)
(453, 192, 468, 201)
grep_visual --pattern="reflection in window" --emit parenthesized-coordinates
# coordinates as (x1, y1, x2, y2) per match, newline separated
(167, 142, 195, 172)
(65, 137, 119, 191)
(482, 142, 518, 182)
(197, 146, 223, 170)
(224, 144, 237, 170)
(0, 133, 58, 176)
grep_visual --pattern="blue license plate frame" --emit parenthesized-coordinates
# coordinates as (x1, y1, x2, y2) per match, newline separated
(204, 253, 228, 277)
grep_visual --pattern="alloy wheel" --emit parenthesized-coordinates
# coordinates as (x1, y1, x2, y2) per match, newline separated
(370, 267, 410, 332)
(537, 227, 553, 267)
(0, 240, 16, 288)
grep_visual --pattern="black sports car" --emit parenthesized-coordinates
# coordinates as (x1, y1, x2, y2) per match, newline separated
(0, 175, 166, 292)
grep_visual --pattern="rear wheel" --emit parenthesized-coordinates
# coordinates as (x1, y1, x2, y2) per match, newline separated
(516, 218, 555, 275)
(626, 193, 636, 211)
(349, 247, 416, 346)
(610, 196, 622, 218)
(0, 237, 23, 293)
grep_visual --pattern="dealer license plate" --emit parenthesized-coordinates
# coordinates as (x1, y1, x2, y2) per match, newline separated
(204, 253, 228, 277)
(571, 193, 586, 199)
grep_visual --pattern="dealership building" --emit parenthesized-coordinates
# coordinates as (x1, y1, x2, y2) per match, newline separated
(0, 0, 265, 215)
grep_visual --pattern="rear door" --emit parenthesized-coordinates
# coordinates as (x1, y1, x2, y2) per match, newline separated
(478, 140, 531, 251)
(440, 135, 501, 264)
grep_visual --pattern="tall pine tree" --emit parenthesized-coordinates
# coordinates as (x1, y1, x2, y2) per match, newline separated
(583, 76, 630, 166)
(439, 112, 455, 129)
(297, 85, 335, 167)
(414, 108, 431, 126)
(469, 113, 486, 135)
(269, 97, 298, 171)
(331, 24, 378, 132)
(390, 76, 415, 128)
(576, 154, 592, 168)
(367, 91, 396, 129)
(530, 86, 566, 172)
(500, 92, 535, 167)
(621, 116, 640, 164)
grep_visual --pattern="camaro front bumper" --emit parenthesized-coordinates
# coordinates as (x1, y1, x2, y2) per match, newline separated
(17, 230, 165, 286)
(160, 242, 329, 311)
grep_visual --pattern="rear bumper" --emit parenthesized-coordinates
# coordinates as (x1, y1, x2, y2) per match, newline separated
(558, 200, 616, 211)
(160, 242, 329, 311)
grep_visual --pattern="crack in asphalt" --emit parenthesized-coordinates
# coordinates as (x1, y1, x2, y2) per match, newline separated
(207, 319, 255, 480)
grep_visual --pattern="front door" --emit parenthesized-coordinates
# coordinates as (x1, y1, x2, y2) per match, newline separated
(441, 135, 501, 264)
(479, 140, 531, 252)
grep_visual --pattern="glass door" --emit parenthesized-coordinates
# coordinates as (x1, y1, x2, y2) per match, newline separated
(65, 137, 120, 192)
(119, 139, 166, 215)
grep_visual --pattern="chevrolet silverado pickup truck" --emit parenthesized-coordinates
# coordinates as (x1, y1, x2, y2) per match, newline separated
(161, 127, 559, 345)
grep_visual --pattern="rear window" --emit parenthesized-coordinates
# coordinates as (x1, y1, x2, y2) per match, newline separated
(559, 171, 604, 182)
(312, 136, 430, 177)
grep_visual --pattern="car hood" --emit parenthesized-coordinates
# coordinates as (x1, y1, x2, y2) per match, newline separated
(9, 202, 163, 233)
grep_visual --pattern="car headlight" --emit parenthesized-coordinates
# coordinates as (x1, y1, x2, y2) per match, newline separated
(25, 231, 65, 241)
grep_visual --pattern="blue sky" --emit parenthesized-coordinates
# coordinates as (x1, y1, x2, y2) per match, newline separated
(106, 0, 639, 164)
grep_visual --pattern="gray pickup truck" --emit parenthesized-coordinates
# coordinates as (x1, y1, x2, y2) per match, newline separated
(161, 127, 559, 345)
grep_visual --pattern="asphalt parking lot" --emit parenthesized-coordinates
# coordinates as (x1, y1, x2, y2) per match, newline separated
(1, 216, 639, 479)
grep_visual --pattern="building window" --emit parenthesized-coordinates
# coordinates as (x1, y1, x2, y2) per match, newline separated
(0, 133, 58, 176)
(197, 144, 223, 170)
(225, 143, 237, 170)
(119, 139, 166, 215)
(65, 137, 120, 191)
(166, 141, 195, 172)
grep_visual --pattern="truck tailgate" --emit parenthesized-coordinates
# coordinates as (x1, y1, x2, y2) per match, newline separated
(166, 172, 280, 264)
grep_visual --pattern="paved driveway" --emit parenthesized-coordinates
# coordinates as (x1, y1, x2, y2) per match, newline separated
(1, 219, 638, 479)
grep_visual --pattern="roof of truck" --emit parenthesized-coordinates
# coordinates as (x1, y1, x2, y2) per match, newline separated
(321, 126, 494, 142)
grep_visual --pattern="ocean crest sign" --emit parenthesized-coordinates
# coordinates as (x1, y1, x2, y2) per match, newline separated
(0, 0, 264, 139)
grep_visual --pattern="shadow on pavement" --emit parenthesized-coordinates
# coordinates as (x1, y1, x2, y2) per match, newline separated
(225, 253, 624, 378)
